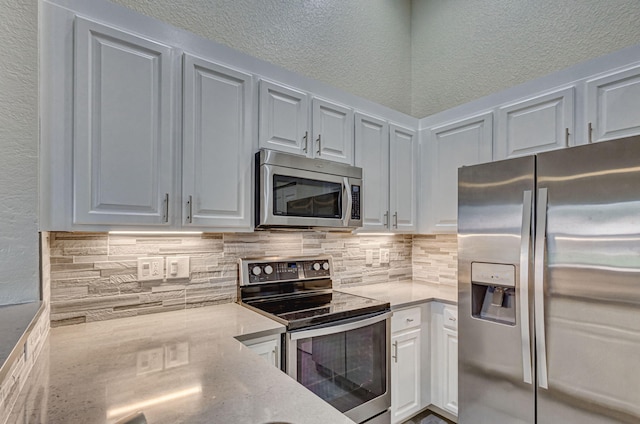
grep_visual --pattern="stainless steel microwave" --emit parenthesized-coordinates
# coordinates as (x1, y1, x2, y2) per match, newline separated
(255, 149, 363, 230)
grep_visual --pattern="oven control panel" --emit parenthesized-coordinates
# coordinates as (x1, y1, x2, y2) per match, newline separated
(240, 257, 332, 285)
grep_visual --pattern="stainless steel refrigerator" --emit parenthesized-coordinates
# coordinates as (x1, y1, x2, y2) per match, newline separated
(458, 135, 640, 424)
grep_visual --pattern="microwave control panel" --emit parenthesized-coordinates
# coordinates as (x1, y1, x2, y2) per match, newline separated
(351, 185, 361, 220)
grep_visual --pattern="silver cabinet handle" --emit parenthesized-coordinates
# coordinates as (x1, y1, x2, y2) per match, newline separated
(393, 212, 398, 229)
(534, 188, 549, 389)
(303, 131, 308, 153)
(384, 211, 389, 228)
(588, 122, 593, 144)
(316, 134, 321, 156)
(163, 193, 169, 223)
(186, 195, 193, 224)
(449, 317, 457, 322)
(520, 190, 533, 385)
(565, 127, 570, 146)
(392, 341, 398, 363)
(406, 318, 414, 323)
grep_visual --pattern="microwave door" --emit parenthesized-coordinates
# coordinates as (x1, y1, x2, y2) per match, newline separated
(259, 164, 347, 228)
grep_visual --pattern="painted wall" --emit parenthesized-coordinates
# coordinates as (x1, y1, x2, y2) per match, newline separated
(0, 0, 39, 305)
(411, 0, 640, 117)
(112, 0, 413, 115)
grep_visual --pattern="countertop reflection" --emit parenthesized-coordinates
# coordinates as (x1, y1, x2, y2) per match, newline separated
(8, 303, 355, 424)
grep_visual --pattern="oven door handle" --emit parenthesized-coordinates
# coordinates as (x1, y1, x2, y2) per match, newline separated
(289, 311, 392, 341)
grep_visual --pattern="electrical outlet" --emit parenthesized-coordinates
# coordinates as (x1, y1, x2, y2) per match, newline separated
(165, 256, 190, 280)
(138, 257, 164, 281)
(380, 249, 390, 264)
(365, 250, 373, 266)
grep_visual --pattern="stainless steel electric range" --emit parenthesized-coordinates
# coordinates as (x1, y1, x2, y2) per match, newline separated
(238, 256, 391, 424)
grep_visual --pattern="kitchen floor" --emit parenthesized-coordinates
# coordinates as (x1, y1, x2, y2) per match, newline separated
(402, 410, 454, 424)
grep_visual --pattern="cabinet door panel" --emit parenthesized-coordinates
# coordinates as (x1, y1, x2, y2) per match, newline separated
(312, 98, 354, 164)
(183, 54, 252, 229)
(497, 87, 574, 158)
(390, 125, 417, 232)
(355, 113, 389, 231)
(259, 80, 309, 155)
(428, 113, 493, 233)
(586, 65, 640, 142)
(443, 328, 458, 415)
(391, 329, 421, 423)
(74, 17, 175, 226)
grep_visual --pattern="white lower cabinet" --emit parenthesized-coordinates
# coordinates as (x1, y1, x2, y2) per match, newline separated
(241, 334, 281, 369)
(391, 306, 428, 424)
(431, 303, 458, 417)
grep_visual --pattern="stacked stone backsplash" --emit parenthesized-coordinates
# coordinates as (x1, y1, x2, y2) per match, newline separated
(412, 234, 458, 287)
(49, 232, 413, 326)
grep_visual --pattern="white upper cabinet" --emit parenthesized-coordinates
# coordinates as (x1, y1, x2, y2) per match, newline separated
(426, 113, 493, 233)
(182, 54, 253, 229)
(586, 65, 640, 143)
(496, 87, 575, 159)
(73, 17, 177, 226)
(259, 80, 354, 164)
(355, 113, 390, 231)
(390, 125, 417, 232)
(259, 80, 310, 155)
(312, 98, 354, 164)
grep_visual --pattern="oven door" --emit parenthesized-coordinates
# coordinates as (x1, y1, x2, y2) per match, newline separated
(258, 162, 362, 228)
(286, 312, 391, 424)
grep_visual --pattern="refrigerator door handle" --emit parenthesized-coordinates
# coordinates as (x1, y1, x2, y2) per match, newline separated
(519, 190, 533, 385)
(534, 187, 549, 389)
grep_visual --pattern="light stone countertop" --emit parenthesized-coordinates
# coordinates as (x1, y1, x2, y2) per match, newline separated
(338, 281, 457, 310)
(8, 303, 355, 424)
(0, 301, 43, 380)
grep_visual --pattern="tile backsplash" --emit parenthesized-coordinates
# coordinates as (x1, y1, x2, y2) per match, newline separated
(49, 232, 414, 326)
(412, 234, 458, 287)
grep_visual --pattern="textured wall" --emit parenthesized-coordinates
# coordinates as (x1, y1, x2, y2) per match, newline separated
(112, 0, 413, 115)
(48, 232, 413, 326)
(0, 0, 39, 304)
(411, 0, 640, 117)
(412, 234, 457, 287)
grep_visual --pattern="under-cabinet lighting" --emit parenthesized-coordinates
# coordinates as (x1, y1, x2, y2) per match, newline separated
(354, 232, 396, 236)
(106, 385, 203, 418)
(108, 231, 203, 235)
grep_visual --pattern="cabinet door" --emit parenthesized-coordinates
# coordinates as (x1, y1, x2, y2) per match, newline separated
(586, 65, 640, 143)
(259, 80, 309, 155)
(496, 87, 575, 159)
(390, 125, 417, 232)
(427, 113, 493, 233)
(442, 328, 458, 416)
(355, 113, 390, 231)
(243, 336, 281, 369)
(182, 54, 253, 229)
(312, 98, 354, 164)
(391, 328, 421, 424)
(73, 17, 176, 226)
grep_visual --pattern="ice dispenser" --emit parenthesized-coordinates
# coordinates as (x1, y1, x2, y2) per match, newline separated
(471, 262, 516, 325)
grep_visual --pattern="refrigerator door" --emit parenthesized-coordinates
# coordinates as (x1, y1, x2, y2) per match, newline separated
(458, 156, 535, 424)
(536, 135, 640, 423)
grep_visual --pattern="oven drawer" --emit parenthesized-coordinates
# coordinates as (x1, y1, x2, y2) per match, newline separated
(391, 306, 421, 333)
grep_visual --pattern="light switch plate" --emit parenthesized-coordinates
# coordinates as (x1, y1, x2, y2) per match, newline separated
(137, 257, 164, 281)
(380, 248, 390, 264)
(365, 250, 373, 266)
(165, 256, 190, 280)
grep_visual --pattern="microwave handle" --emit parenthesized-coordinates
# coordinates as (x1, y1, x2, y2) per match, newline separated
(343, 177, 353, 227)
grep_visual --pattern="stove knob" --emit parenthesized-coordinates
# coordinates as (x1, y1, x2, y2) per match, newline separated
(313, 262, 321, 271)
(252, 266, 262, 276)
(264, 265, 274, 275)
(322, 262, 329, 271)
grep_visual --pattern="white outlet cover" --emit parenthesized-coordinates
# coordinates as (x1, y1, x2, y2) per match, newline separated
(365, 250, 373, 265)
(380, 248, 390, 264)
(138, 257, 164, 281)
(165, 256, 190, 280)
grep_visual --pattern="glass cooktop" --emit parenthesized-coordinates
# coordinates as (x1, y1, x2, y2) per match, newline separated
(244, 290, 390, 331)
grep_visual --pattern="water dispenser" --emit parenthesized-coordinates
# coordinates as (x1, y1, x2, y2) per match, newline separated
(471, 262, 516, 326)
